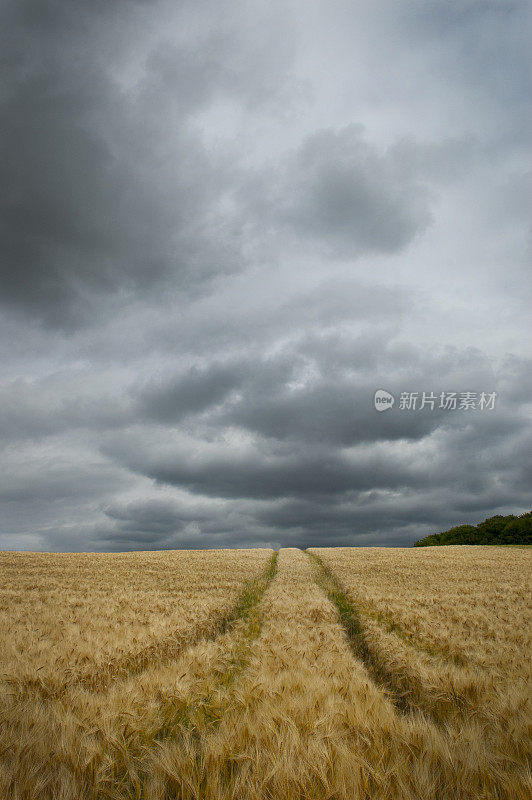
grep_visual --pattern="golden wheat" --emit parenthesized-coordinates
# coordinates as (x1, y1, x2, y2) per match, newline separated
(310, 546, 530, 673)
(0, 549, 271, 692)
(0, 546, 529, 799)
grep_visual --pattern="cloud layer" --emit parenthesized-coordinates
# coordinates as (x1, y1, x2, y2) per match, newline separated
(0, 0, 530, 550)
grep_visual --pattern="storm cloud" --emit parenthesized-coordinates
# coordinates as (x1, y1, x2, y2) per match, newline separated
(0, 0, 530, 551)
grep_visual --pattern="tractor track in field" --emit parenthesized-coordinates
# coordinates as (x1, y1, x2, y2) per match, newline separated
(0, 553, 279, 800)
(4, 553, 278, 702)
(149, 550, 279, 740)
(2, 548, 528, 800)
(347, 602, 467, 667)
(88, 552, 279, 799)
(308, 551, 468, 667)
(307, 550, 469, 722)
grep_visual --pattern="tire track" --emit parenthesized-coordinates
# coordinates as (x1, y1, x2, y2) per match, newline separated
(150, 550, 278, 740)
(308, 550, 468, 667)
(308, 550, 476, 721)
(5, 553, 278, 701)
(2, 549, 527, 800)
(157, 548, 405, 800)
(93, 552, 279, 799)
(0, 554, 279, 800)
(350, 603, 467, 667)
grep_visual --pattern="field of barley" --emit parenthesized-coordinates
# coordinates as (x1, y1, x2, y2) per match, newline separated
(0, 546, 530, 800)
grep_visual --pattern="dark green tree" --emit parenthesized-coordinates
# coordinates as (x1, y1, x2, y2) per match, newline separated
(414, 512, 532, 546)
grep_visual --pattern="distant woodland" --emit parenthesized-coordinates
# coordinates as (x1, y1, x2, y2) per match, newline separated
(414, 512, 532, 547)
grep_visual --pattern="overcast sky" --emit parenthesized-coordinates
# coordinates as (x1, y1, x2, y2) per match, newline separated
(0, 0, 530, 551)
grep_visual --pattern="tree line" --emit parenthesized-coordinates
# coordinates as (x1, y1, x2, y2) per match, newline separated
(414, 511, 532, 547)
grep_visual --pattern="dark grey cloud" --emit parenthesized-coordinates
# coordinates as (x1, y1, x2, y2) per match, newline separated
(102, 343, 531, 514)
(0, 0, 530, 551)
(135, 357, 297, 424)
(0, 0, 294, 326)
(133, 338, 524, 451)
(0, 455, 121, 504)
(121, 446, 430, 501)
(136, 364, 246, 424)
(0, 69, 237, 326)
(239, 127, 471, 258)
(0, 374, 132, 443)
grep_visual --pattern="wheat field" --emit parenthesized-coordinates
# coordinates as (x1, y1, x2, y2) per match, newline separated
(0, 546, 529, 799)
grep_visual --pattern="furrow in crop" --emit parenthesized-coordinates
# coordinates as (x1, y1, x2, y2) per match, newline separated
(307, 551, 420, 715)
(91, 552, 278, 799)
(149, 551, 278, 740)
(0, 554, 279, 800)
(308, 549, 472, 721)
(5, 553, 278, 701)
(148, 548, 406, 800)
